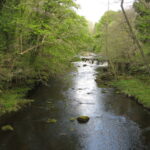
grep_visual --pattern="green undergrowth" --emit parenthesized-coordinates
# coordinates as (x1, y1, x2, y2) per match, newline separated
(0, 87, 33, 116)
(111, 76, 150, 108)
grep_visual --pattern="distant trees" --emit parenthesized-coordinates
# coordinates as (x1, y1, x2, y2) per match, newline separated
(94, 0, 150, 76)
(94, 10, 136, 75)
(94, 1, 150, 75)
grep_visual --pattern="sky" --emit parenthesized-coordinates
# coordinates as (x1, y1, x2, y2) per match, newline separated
(75, 0, 135, 23)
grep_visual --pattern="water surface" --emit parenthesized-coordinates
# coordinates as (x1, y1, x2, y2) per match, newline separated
(0, 59, 149, 150)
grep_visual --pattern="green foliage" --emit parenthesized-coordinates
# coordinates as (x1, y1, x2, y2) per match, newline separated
(0, 0, 91, 82)
(133, 0, 150, 42)
(0, 0, 92, 115)
(93, 11, 117, 52)
(94, 8, 150, 74)
(94, 2, 150, 108)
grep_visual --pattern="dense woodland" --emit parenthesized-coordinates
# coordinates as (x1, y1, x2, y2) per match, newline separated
(0, 0, 150, 115)
(94, 0, 150, 108)
(0, 0, 92, 114)
(94, 0, 150, 75)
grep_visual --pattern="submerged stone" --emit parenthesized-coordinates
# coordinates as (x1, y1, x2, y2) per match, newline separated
(1, 125, 14, 131)
(101, 89, 107, 93)
(60, 133, 67, 136)
(83, 64, 87, 67)
(116, 91, 121, 94)
(87, 92, 92, 95)
(70, 128, 75, 131)
(47, 119, 57, 123)
(77, 116, 90, 123)
(69, 117, 76, 122)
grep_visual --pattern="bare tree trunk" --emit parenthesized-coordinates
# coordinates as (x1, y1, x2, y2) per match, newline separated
(121, 0, 150, 73)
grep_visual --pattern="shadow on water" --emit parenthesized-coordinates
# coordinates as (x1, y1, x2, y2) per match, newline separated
(0, 57, 150, 150)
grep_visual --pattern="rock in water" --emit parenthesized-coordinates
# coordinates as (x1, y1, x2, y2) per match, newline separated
(47, 118, 57, 123)
(83, 64, 87, 67)
(69, 117, 76, 122)
(77, 116, 90, 123)
(1, 125, 14, 131)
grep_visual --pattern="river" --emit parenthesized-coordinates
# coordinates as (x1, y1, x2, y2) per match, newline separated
(0, 58, 149, 150)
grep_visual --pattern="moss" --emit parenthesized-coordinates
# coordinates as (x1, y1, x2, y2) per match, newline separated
(1, 125, 14, 131)
(112, 77, 150, 108)
(47, 118, 57, 123)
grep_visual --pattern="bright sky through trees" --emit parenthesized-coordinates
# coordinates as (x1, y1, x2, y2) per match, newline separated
(75, 0, 135, 23)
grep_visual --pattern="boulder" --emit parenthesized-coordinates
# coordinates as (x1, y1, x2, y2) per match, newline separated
(77, 116, 90, 123)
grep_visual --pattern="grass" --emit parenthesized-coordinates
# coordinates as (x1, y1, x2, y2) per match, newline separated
(0, 87, 33, 116)
(112, 76, 150, 108)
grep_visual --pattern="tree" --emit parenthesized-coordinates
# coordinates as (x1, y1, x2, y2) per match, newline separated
(133, 0, 150, 42)
(121, 0, 150, 73)
(0, 0, 92, 88)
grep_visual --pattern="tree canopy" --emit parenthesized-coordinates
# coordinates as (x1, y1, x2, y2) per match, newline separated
(0, 0, 92, 88)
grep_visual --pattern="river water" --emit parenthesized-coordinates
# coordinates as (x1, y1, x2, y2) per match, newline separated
(0, 59, 150, 150)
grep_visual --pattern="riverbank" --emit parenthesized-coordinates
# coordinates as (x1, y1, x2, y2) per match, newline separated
(96, 73, 150, 109)
(0, 87, 34, 117)
(0, 65, 75, 117)
(111, 76, 150, 109)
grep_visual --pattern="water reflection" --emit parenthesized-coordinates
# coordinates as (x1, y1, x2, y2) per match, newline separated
(71, 61, 103, 116)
